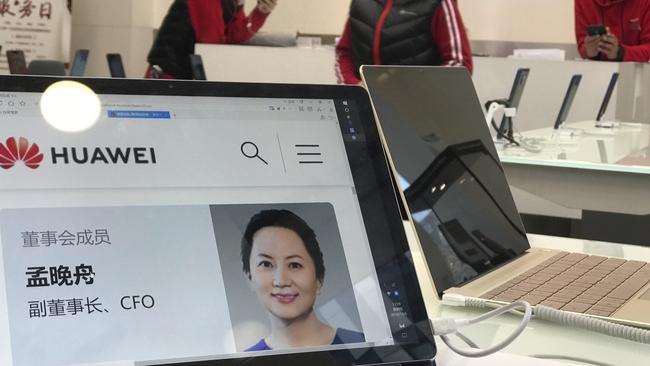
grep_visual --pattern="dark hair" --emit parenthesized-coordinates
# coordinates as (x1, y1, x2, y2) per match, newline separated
(241, 209, 325, 282)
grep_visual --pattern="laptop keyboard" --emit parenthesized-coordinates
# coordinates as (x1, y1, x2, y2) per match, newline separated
(481, 252, 650, 317)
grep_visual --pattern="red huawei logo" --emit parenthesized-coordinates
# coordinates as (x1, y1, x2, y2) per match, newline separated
(0, 137, 44, 170)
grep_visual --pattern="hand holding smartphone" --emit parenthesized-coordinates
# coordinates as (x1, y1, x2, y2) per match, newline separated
(257, 0, 277, 14)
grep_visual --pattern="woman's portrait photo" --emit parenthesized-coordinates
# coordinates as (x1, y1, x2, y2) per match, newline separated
(210, 203, 365, 352)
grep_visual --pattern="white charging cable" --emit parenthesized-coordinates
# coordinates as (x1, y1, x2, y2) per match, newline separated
(430, 297, 532, 357)
(440, 294, 650, 345)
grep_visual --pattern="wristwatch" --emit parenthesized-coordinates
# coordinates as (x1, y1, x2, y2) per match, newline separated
(616, 46, 625, 62)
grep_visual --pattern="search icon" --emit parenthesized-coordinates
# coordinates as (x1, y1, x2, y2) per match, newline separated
(240, 141, 268, 165)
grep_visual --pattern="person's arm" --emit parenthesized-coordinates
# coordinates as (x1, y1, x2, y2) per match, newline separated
(226, 0, 273, 44)
(575, 0, 590, 59)
(335, 20, 362, 85)
(575, 0, 601, 59)
(431, 0, 473, 74)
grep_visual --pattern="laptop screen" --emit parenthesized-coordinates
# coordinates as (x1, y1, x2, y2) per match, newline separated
(361, 66, 530, 296)
(0, 77, 434, 366)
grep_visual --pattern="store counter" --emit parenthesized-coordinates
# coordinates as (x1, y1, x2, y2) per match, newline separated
(195, 43, 338, 84)
(497, 121, 650, 217)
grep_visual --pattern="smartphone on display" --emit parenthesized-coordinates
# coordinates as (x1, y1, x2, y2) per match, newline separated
(587, 24, 607, 36)
(189, 54, 207, 80)
(70, 49, 89, 76)
(6, 50, 28, 74)
(106, 53, 126, 78)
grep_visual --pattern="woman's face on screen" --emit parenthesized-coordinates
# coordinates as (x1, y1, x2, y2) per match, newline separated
(248, 226, 321, 322)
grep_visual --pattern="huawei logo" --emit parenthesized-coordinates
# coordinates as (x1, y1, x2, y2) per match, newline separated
(0, 137, 44, 170)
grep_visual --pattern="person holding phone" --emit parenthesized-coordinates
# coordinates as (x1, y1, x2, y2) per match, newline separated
(575, 0, 650, 62)
(146, 0, 278, 79)
(335, 0, 473, 85)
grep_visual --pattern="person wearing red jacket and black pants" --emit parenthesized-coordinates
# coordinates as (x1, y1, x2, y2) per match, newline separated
(147, 0, 277, 79)
(575, 0, 650, 62)
(335, 0, 473, 85)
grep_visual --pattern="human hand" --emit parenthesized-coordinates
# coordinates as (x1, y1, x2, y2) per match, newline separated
(583, 35, 601, 58)
(598, 29, 620, 60)
(257, 0, 277, 14)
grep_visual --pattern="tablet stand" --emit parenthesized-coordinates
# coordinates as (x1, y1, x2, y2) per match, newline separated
(484, 100, 517, 145)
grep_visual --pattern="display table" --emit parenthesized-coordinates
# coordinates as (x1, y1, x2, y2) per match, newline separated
(497, 121, 650, 217)
(405, 226, 650, 366)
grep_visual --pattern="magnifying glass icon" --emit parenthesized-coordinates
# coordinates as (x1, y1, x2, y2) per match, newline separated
(240, 141, 268, 165)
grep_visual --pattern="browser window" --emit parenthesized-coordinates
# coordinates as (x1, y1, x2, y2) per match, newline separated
(0, 93, 401, 366)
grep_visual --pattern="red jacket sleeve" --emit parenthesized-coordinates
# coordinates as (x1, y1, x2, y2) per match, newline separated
(575, 0, 594, 59)
(226, 5, 269, 44)
(335, 20, 362, 85)
(431, 0, 473, 74)
(622, 8, 650, 62)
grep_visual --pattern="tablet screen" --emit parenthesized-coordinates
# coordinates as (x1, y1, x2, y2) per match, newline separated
(0, 77, 435, 366)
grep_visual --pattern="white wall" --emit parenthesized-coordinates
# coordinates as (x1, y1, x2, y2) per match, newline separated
(154, 0, 576, 43)
(459, 0, 575, 43)
(71, 0, 157, 78)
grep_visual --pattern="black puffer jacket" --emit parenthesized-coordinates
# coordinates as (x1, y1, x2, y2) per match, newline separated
(349, 0, 441, 67)
(147, 0, 237, 79)
(147, 0, 195, 79)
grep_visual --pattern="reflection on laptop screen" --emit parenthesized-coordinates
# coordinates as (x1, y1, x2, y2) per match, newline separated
(362, 66, 530, 296)
(596, 72, 619, 122)
(0, 78, 434, 365)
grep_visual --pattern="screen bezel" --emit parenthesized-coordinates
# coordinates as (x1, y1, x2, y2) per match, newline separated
(596, 72, 619, 122)
(553, 74, 582, 130)
(0, 75, 436, 366)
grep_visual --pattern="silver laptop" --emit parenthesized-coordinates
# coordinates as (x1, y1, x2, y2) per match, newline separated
(361, 65, 650, 329)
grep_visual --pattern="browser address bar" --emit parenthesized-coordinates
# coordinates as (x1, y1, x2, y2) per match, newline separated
(169, 109, 334, 121)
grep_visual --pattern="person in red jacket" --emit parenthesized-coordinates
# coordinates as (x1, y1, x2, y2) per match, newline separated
(575, 0, 650, 62)
(335, 0, 473, 85)
(147, 0, 277, 79)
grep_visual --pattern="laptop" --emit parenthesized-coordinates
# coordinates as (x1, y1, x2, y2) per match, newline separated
(361, 66, 650, 329)
(0, 76, 435, 365)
